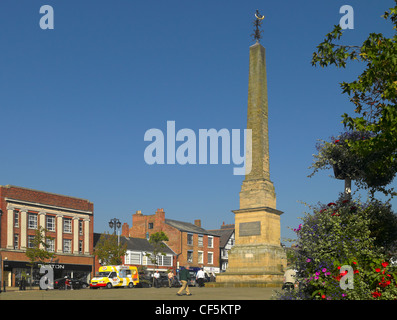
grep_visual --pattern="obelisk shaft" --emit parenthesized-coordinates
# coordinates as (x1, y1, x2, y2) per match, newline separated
(239, 42, 276, 210)
(245, 42, 270, 181)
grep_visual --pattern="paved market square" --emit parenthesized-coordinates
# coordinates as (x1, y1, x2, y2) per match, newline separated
(0, 286, 281, 300)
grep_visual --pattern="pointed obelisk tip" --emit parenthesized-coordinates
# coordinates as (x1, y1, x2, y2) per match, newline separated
(252, 10, 265, 43)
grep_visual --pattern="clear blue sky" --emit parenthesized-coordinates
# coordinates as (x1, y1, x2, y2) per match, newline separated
(0, 0, 395, 242)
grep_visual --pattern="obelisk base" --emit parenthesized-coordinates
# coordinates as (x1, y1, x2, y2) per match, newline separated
(214, 243, 286, 287)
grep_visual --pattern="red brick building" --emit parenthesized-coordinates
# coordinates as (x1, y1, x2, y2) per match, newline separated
(122, 208, 220, 273)
(0, 185, 94, 287)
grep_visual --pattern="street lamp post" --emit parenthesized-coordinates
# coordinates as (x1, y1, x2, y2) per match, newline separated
(109, 218, 122, 246)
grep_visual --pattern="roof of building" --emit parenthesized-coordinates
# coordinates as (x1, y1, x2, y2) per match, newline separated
(208, 228, 234, 248)
(164, 219, 220, 236)
(93, 233, 176, 255)
(1, 184, 92, 202)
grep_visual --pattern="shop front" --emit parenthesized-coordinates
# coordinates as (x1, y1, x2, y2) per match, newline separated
(3, 260, 92, 288)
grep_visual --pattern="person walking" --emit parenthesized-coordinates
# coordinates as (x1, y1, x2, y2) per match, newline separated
(196, 268, 205, 287)
(176, 265, 192, 296)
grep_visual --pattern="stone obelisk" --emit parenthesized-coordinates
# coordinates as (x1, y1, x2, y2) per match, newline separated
(216, 12, 286, 286)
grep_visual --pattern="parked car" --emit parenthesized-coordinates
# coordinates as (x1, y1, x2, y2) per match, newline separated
(54, 278, 89, 290)
(155, 274, 181, 288)
(135, 273, 152, 288)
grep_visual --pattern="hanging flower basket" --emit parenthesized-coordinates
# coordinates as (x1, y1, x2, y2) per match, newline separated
(333, 164, 347, 180)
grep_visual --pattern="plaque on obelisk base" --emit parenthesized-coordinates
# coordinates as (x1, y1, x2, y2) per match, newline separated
(215, 12, 287, 287)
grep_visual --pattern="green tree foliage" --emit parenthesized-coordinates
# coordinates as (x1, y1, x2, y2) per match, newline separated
(311, 1, 397, 196)
(25, 227, 56, 288)
(145, 231, 169, 267)
(94, 232, 127, 266)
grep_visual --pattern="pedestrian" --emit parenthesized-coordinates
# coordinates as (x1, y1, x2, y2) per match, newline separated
(167, 270, 174, 288)
(176, 265, 192, 296)
(153, 270, 160, 288)
(65, 277, 71, 290)
(196, 268, 205, 287)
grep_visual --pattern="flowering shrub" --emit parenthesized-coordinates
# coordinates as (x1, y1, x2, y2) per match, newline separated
(276, 195, 397, 300)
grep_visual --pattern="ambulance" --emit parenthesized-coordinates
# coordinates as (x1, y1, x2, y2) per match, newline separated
(90, 265, 139, 289)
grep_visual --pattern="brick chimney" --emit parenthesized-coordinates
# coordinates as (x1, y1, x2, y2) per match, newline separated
(121, 222, 130, 237)
(155, 208, 165, 224)
(194, 219, 201, 227)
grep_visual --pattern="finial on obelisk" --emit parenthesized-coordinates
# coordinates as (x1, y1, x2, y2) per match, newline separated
(252, 10, 265, 43)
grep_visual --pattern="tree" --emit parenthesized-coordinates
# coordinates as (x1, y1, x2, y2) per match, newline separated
(311, 1, 397, 196)
(145, 231, 169, 286)
(94, 232, 127, 266)
(25, 226, 56, 289)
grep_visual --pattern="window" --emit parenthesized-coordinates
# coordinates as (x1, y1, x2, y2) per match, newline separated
(208, 252, 213, 264)
(79, 220, 83, 235)
(63, 218, 72, 233)
(63, 239, 72, 253)
(148, 223, 154, 229)
(28, 213, 37, 229)
(14, 234, 19, 249)
(208, 236, 213, 248)
(187, 250, 193, 263)
(187, 233, 193, 246)
(198, 235, 203, 247)
(157, 255, 172, 267)
(28, 235, 35, 248)
(14, 211, 19, 227)
(46, 238, 55, 252)
(162, 255, 172, 266)
(198, 251, 203, 264)
(125, 251, 141, 265)
(46, 216, 55, 232)
(79, 240, 83, 254)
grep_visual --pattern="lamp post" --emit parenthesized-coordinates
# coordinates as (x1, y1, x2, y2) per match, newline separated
(109, 218, 122, 246)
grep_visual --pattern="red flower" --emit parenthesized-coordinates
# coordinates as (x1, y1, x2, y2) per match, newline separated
(372, 291, 381, 298)
(321, 295, 326, 299)
(334, 140, 340, 144)
(353, 261, 357, 265)
(375, 268, 381, 272)
(382, 262, 389, 268)
(337, 266, 341, 270)
(327, 202, 336, 207)
(354, 270, 359, 274)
